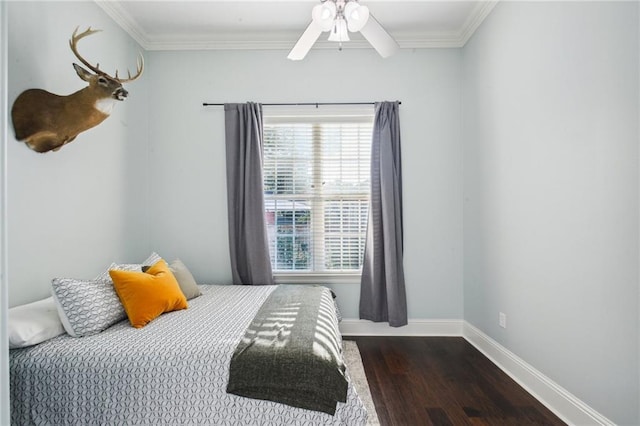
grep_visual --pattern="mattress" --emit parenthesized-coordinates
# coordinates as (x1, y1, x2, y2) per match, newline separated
(10, 285, 368, 425)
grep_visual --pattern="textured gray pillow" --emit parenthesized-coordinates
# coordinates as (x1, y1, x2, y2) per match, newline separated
(142, 252, 162, 266)
(142, 258, 201, 300)
(94, 252, 161, 282)
(51, 278, 126, 337)
(95, 263, 141, 282)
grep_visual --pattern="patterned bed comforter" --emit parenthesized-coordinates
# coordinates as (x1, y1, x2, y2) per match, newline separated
(10, 285, 368, 426)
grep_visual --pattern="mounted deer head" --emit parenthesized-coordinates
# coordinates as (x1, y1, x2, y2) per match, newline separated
(11, 27, 144, 153)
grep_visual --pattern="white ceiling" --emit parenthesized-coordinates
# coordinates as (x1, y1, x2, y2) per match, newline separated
(95, 0, 498, 51)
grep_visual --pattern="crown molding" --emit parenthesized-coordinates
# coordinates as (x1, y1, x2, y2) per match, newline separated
(95, 0, 498, 51)
(95, 0, 150, 49)
(141, 35, 465, 52)
(459, 0, 499, 45)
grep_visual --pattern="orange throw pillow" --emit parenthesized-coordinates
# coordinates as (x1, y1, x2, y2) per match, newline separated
(109, 259, 188, 328)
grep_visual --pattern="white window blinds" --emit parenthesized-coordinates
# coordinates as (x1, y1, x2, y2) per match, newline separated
(263, 106, 374, 274)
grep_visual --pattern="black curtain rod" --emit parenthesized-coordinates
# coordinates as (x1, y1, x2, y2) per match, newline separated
(202, 101, 401, 107)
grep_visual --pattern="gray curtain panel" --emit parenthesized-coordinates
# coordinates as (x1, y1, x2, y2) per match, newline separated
(359, 101, 407, 327)
(224, 103, 274, 285)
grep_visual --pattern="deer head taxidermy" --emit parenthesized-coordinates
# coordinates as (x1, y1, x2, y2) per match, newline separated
(11, 27, 144, 153)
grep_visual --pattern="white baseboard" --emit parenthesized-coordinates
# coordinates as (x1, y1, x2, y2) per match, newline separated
(462, 322, 614, 426)
(339, 318, 463, 336)
(339, 318, 613, 426)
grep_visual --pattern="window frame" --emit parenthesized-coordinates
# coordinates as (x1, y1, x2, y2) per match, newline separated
(262, 105, 374, 284)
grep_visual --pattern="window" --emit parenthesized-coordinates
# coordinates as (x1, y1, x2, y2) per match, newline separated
(263, 106, 373, 280)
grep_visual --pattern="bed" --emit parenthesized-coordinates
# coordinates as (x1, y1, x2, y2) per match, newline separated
(10, 284, 368, 425)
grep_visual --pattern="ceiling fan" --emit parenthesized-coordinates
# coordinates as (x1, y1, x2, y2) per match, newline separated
(288, 0, 400, 60)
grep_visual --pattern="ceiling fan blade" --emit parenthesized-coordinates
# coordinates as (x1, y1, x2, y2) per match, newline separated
(287, 22, 323, 61)
(359, 14, 400, 58)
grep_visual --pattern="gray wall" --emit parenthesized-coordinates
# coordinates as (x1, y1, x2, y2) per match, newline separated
(147, 48, 464, 319)
(3, 1, 639, 424)
(7, 1, 150, 307)
(462, 2, 639, 424)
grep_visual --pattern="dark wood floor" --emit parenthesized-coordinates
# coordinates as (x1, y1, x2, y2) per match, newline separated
(349, 337, 566, 426)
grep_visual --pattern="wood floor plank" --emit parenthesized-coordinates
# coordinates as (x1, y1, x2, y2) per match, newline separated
(349, 337, 566, 426)
(426, 407, 454, 426)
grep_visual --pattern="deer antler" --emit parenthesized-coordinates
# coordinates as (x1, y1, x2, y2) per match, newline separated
(114, 53, 144, 83)
(69, 26, 105, 75)
(69, 26, 144, 82)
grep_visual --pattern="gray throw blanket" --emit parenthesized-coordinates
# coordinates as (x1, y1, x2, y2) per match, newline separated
(227, 285, 348, 415)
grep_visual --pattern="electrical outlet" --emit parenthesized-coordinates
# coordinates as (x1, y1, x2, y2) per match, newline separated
(499, 312, 507, 329)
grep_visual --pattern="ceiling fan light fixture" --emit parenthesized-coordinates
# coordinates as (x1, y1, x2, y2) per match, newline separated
(288, 0, 398, 60)
(328, 18, 349, 42)
(344, 2, 369, 32)
(312, 2, 337, 32)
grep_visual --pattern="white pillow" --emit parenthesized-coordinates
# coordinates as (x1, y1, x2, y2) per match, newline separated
(9, 297, 65, 349)
(51, 278, 127, 337)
